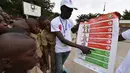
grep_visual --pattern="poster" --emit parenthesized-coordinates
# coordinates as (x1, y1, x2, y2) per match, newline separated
(74, 12, 119, 73)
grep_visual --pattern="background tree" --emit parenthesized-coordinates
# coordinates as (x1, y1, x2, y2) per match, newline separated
(0, 0, 55, 18)
(50, 12, 60, 19)
(122, 10, 130, 20)
(76, 13, 101, 24)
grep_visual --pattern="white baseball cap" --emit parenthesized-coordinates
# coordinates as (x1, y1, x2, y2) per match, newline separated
(60, 0, 77, 10)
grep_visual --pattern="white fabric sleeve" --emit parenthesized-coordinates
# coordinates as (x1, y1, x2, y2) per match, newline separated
(51, 20, 60, 32)
(69, 19, 74, 28)
(116, 50, 130, 73)
(122, 29, 130, 40)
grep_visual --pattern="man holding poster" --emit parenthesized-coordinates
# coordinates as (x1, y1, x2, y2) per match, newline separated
(51, 0, 92, 73)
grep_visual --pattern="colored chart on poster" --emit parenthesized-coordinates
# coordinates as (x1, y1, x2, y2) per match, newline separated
(74, 12, 119, 73)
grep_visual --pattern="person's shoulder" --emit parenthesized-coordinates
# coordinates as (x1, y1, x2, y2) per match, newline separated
(51, 16, 60, 24)
(68, 19, 74, 26)
(68, 19, 73, 24)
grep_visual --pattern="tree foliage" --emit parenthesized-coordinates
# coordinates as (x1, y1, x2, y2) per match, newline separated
(122, 10, 130, 20)
(76, 13, 101, 24)
(0, 0, 55, 18)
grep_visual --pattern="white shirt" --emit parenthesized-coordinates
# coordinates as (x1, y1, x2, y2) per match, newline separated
(51, 16, 73, 53)
(116, 29, 130, 73)
(122, 29, 130, 40)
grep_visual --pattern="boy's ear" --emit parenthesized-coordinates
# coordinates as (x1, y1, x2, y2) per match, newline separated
(0, 58, 12, 68)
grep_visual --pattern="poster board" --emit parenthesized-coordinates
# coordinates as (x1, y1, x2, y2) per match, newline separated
(74, 12, 119, 73)
(23, 1, 41, 17)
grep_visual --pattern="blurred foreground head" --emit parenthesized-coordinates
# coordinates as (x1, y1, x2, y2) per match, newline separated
(0, 33, 38, 73)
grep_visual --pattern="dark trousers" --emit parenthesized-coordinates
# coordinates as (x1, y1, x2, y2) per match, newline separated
(50, 45, 55, 73)
(55, 51, 70, 73)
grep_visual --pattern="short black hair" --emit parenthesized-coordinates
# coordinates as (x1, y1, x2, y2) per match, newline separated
(38, 15, 48, 22)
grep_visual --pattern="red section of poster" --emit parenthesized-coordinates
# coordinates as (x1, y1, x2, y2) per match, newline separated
(90, 21, 113, 28)
(88, 12, 119, 23)
(90, 27, 112, 33)
(89, 33, 112, 38)
(88, 39, 112, 44)
(88, 43, 111, 50)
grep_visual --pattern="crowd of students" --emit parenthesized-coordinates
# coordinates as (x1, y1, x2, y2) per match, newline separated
(0, 6, 55, 73)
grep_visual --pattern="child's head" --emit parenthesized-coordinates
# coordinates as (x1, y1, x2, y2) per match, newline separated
(0, 33, 38, 72)
(26, 18, 40, 34)
(12, 19, 30, 33)
(38, 15, 50, 31)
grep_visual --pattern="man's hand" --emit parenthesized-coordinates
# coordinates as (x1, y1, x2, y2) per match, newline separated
(78, 46, 94, 54)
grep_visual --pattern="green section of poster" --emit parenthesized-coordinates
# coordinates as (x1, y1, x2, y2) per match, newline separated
(84, 49, 110, 69)
(85, 57, 108, 69)
(88, 53, 109, 63)
(91, 49, 110, 57)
